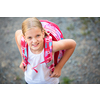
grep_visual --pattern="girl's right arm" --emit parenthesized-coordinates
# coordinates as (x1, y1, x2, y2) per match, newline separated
(15, 30, 27, 72)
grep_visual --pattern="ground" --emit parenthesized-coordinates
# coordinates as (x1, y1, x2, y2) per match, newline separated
(0, 17, 100, 84)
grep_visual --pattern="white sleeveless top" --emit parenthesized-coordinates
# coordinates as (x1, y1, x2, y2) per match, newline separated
(24, 46, 59, 84)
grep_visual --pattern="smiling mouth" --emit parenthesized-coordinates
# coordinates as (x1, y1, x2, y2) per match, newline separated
(32, 43, 39, 47)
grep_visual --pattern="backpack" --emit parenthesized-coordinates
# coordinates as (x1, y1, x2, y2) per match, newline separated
(21, 20, 65, 73)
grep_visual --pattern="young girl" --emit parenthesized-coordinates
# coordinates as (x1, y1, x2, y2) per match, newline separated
(15, 17, 76, 84)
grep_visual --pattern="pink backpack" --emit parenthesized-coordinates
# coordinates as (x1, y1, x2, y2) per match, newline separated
(21, 20, 65, 73)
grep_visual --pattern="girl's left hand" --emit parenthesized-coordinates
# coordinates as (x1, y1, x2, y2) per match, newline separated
(50, 67, 61, 78)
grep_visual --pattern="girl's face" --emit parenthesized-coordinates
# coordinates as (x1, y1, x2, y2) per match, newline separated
(24, 27, 44, 54)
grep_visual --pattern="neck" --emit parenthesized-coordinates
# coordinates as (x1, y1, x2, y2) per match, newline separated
(30, 47, 44, 54)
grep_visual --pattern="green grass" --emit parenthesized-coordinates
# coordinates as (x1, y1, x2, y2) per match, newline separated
(80, 17, 90, 26)
(16, 76, 21, 80)
(67, 24, 74, 31)
(81, 25, 88, 30)
(81, 30, 91, 36)
(61, 77, 74, 84)
(94, 38, 98, 42)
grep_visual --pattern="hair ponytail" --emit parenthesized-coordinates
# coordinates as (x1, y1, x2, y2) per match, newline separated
(43, 28, 49, 37)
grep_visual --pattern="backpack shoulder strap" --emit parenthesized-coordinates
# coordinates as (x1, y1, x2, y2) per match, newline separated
(44, 36, 55, 71)
(44, 36, 53, 62)
(21, 36, 29, 66)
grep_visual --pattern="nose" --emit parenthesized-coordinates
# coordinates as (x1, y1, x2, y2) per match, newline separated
(32, 38, 37, 43)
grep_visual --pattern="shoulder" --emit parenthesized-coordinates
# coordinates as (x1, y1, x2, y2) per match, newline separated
(15, 30, 23, 46)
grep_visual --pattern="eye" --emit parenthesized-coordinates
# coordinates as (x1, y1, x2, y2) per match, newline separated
(37, 34, 40, 37)
(28, 37, 32, 39)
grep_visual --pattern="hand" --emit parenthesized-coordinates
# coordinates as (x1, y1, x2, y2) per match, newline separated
(50, 66, 61, 78)
(19, 61, 27, 72)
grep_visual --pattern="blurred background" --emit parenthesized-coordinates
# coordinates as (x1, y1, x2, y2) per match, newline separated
(0, 17, 100, 84)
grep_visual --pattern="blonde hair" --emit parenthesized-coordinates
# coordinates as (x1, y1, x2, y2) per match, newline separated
(22, 17, 48, 36)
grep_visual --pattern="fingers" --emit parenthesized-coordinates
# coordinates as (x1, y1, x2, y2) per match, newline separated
(50, 71, 60, 78)
(50, 73, 55, 78)
(21, 67, 25, 72)
(49, 70, 53, 75)
(20, 65, 27, 72)
(24, 66, 27, 71)
(23, 66, 27, 72)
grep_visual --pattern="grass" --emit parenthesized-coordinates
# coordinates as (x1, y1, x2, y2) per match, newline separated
(61, 77, 74, 84)
(67, 24, 74, 31)
(15, 76, 21, 80)
(81, 30, 91, 36)
(81, 25, 88, 30)
(94, 38, 98, 42)
(80, 17, 90, 26)
(80, 18, 92, 36)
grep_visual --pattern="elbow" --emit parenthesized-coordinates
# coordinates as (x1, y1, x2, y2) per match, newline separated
(15, 30, 19, 41)
(74, 40, 76, 48)
(71, 40, 76, 49)
(15, 30, 22, 38)
(15, 30, 22, 45)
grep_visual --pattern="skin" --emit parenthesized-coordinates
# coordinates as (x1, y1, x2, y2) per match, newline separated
(15, 27, 76, 78)
(24, 27, 45, 54)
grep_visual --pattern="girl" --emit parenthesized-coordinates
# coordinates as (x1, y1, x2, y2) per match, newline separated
(15, 17, 76, 84)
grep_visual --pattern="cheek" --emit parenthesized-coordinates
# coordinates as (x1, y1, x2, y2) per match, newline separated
(39, 38, 44, 42)
(37, 36, 43, 41)
(27, 41, 32, 46)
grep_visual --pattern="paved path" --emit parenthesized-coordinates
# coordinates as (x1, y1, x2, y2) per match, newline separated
(0, 17, 100, 84)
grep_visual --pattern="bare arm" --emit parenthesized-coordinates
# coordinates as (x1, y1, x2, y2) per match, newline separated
(50, 39, 76, 77)
(15, 30, 23, 59)
(15, 30, 27, 72)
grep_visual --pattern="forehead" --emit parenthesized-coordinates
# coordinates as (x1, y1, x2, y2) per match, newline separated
(25, 27, 42, 36)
